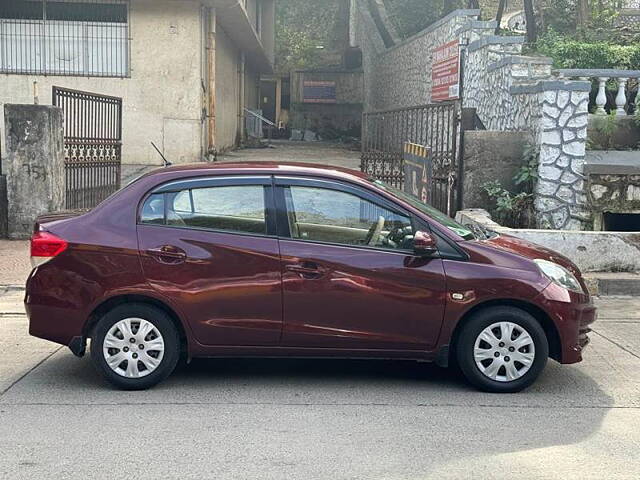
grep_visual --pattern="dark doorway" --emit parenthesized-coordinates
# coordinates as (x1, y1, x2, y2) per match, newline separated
(603, 212, 640, 232)
(260, 80, 277, 124)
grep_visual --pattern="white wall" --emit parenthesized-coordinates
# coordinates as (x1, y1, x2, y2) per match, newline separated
(1, 0, 204, 166)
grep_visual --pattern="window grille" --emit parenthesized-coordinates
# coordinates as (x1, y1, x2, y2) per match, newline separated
(0, 0, 130, 77)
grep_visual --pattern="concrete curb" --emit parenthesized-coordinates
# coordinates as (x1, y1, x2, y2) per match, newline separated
(584, 274, 640, 297)
(0, 285, 25, 294)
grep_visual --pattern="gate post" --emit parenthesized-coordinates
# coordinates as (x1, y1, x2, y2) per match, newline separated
(2, 105, 65, 239)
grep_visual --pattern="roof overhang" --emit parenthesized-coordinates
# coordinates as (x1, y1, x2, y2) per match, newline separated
(206, 0, 274, 74)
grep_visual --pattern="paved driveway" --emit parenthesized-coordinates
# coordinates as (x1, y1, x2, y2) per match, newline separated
(0, 288, 638, 479)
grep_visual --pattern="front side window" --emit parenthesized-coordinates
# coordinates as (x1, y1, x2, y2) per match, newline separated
(284, 186, 414, 250)
(0, 0, 130, 77)
(372, 179, 476, 240)
(141, 185, 267, 236)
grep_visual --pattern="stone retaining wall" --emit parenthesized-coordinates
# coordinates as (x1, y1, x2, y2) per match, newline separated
(352, 5, 599, 230)
(464, 36, 547, 134)
(352, 6, 482, 111)
(456, 209, 640, 272)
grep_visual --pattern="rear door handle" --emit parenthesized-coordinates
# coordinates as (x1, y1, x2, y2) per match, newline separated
(146, 246, 187, 264)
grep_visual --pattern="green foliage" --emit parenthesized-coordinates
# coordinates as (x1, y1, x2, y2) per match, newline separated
(275, 0, 340, 73)
(588, 112, 619, 150)
(536, 29, 640, 70)
(538, 0, 622, 39)
(538, 0, 578, 35)
(481, 146, 539, 228)
(514, 144, 539, 189)
(532, 0, 640, 69)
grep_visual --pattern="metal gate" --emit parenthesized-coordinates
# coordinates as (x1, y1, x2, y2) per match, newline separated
(53, 86, 122, 209)
(361, 102, 461, 215)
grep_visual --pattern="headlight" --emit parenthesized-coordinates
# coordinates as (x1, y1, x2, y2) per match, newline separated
(534, 259, 584, 294)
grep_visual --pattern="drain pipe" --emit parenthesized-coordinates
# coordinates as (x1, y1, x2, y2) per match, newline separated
(456, 36, 470, 213)
(238, 51, 246, 145)
(206, 6, 217, 158)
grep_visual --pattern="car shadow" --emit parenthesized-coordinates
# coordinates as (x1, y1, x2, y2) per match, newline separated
(179, 356, 464, 387)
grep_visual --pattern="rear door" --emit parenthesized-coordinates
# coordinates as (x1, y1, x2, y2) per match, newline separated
(137, 176, 283, 346)
(274, 177, 447, 351)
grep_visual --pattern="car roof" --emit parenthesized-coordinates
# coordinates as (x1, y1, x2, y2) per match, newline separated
(141, 161, 370, 183)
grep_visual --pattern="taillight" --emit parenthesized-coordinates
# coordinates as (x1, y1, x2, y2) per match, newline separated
(30, 231, 68, 268)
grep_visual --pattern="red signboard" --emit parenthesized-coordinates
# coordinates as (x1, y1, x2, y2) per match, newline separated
(431, 40, 460, 102)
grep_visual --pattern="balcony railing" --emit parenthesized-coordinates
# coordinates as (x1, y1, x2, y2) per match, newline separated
(557, 69, 640, 116)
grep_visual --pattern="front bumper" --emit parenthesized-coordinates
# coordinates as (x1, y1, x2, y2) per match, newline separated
(536, 282, 597, 364)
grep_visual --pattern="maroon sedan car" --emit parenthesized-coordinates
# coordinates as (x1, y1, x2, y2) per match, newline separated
(26, 162, 596, 392)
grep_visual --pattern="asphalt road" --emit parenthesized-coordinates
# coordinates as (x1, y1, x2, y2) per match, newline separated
(0, 289, 639, 479)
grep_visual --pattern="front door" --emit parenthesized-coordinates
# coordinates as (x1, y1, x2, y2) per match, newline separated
(275, 178, 447, 351)
(137, 176, 282, 346)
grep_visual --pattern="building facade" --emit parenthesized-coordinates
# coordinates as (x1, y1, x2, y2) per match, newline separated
(0, 0, 275, 167)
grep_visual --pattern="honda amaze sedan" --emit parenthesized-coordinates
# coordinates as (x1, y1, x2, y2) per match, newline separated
(26, 162, 596, 392)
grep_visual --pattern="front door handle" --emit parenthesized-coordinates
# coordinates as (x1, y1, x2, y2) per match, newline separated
(285, 262, 326, 279)
(146, 246, 187, 264)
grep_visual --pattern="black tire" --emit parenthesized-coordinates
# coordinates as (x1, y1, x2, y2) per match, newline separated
(90, 303, 180, 390)
(456, 306, 548, 393)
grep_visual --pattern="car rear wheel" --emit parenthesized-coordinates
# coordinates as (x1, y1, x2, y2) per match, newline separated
(456, 306, 548, 393)
(90, 303, 180, 390)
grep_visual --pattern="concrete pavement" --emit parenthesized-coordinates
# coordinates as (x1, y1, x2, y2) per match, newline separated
(0, 240, 29, 287)
(0, 287, 638, 479)
(218, 140, 361, 169)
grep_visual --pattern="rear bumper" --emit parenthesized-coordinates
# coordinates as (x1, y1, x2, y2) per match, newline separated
(536, 282, 597, 364)
(26, 293, 86, 349)
(25, 266, 91, 349)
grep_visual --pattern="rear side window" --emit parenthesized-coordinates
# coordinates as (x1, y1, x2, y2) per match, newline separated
(140, 185, 267, 235)
(140, 194, 165, 225)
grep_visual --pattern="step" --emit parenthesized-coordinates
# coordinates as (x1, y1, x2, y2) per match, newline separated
(583, 273, 640, 296)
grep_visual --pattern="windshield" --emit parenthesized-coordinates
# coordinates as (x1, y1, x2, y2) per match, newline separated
(372, 179, 476, 240)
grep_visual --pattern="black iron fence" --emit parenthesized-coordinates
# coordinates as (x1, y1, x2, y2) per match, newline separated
(53, 86, 122, 209)
(361, 102, 461, 215)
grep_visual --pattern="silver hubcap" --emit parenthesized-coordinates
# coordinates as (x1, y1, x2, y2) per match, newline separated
(103, 318, 165, 378)
(473, 322, 535, 383)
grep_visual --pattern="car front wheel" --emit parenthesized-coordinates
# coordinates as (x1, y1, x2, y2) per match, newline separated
(456, 306, 549, 393)
(90, 303, 180, 390)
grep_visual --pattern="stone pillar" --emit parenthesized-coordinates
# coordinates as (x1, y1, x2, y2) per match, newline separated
(535, 81, 591, 230)
(2, 105, 65, 239)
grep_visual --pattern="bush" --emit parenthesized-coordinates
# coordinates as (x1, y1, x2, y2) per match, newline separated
(481, 145, 539, 229)
(536, 30, 640, 70)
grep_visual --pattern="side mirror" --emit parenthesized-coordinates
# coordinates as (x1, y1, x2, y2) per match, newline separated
(413, 231, 438, 257)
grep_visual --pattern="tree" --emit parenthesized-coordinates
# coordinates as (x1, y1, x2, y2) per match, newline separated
(384, 0, 466, 38)
(523, 0, 537, 43)
(577, 0, 591, 29)
(275, 0, 341, 73)
(494, 0, 506, 34)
